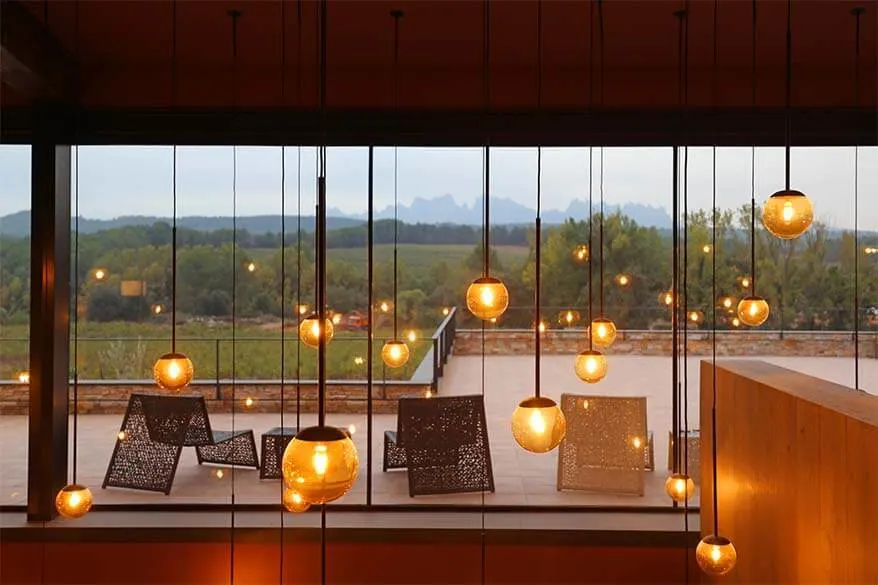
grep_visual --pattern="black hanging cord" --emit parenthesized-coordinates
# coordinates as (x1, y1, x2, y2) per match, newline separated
(587, 0, 595, 351)
(711, 0, 722, 540)
(317, 1, 329, 584)
(784, 0, 792, 190)
(171, 0, 179, 352)
(852, 6, 864, 391)
(279, 1, 287, 579)
(750, 0, 757, 297)
(671, 8, 684, 477)
(295, 0, 303, 431)
(534, 0, 542, 398)
(597, 0, 605, 318)
(391, 10, 402, 339)
(367, 147, 374, 503)
(681, 0, 689, 485)
(71, 0, 80, 486)
(482, 0, 491, 278)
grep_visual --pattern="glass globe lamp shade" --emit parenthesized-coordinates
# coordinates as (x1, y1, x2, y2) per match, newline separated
(737, 296, 770, 327)
(282, 425, 359, 505)
(762, 189, 813, 239)
(511, 396, 567, 453)
(282, 488, 311, 513)
(55, 483, 93, 519)
(572, 244, 589, 263)
(590, 318, 617, 347)
(381, 340, 410, 368)
(299, 314, 334, 348)
(696, 535, 737, 576)
(558, 310, 581, 327)
(574, 350, 608, 383)
(153, 352, 194, 391)
(465, 277, 509, 321)
(664, 473, 695, 503)
(687, 310, 705, 326)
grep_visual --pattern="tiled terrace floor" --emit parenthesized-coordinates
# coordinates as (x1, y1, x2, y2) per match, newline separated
(1, 356, 875, 508)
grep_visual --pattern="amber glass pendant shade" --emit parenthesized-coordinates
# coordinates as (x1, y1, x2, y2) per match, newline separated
(511, 396, 567, 453)
(574, 350, 608, 383)
(282, 425, 359, 505)
(55, 483, 93, 519)
(590, 318, 617, 347)
(762, 189, 813, 239)
(664, 473, 695, 503)
(737, 296, 770, 327)
(282, 488, 311, 513)
(696, 535, 737, 576)
(299, 314, 335, 348)
(465, 276, 509, 321)
(153, 352, 194, 391)
(381, 339, 410, 368)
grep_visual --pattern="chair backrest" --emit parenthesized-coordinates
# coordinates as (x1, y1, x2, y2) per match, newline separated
(398, 395, 487, 453)
(557, 393, 648, 496)
(135, 393, 213, 447)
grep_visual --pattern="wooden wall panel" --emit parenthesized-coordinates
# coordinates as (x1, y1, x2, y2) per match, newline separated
(701, 360, 878, 585)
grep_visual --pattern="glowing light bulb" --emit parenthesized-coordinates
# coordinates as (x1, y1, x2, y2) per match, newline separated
(781, 201, 794, 223)
(664, 473, 695, 502)
(17, 371, 29, 384)
(153, 304, 163, 315)
(312, 445, 329, 476)
(94, 269, 106, 280)
(722, 297, 733, 309)
(732, 317, 741, 327)
(528, 409, 546, 434)
(311, 321, 320, 336)
(480, 287, 495, 306)
(390, 345, 401, 359)
(216, 469, 224, 479)
(407, 330, 417, 343)
(703, 244, 711, 254)
(425, 390, 432, 398)
(380, 302, 389, 312)
(566, 312, 574, 324)
(247, 262, 256, 272)
(741, 277, 750, 289)
(632, 437, 642, 449)
(442, 307, 450, 316)
(167, 361, 181, 380)
(245, 397, 254, 408)
(354, 356, 364, 365)
(117, 431, 126, 441)
(298, 304, 309, 315)
(537, 321, 546, 333)
(332, 313, 342, 325)
(347, 424, 356, 435)
(597, 323, 607, 337)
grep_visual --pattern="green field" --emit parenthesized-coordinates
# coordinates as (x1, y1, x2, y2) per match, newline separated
(0, 322, 432, 382)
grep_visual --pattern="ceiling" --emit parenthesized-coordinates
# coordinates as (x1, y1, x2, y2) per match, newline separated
(4, 0, 877, 111)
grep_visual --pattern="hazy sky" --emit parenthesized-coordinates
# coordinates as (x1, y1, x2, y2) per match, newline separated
(1, 145, 875, 229)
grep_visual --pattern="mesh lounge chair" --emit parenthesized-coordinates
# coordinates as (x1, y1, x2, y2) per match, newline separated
(383, 395, 495, 497)
(556, 394, 648, 496)
(103, 393, 259, 495)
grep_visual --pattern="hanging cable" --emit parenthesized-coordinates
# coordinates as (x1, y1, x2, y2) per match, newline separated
(784, 0, 792, 190)
(852, 6, 864, 391)
(227, 9, 241, 585)
(317, 1, 329, 581)
(279, 0, 287, 578)
(534, 0, 542, 399)
(597, 0, 605, 318)
(171, 0, 178, 354)
(587, 0, 595, 351)
(480, 4, 489, 579)
(750, 0, 757, 298)
(681, 0, 690, 486)
(671, 8, 684, 477)
(295, 0, 303, 431)
(392, 10, 402, 340)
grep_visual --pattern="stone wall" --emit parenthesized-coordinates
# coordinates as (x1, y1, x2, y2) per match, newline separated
(453, 329, 878, 358)
(0, 380, 433, 416)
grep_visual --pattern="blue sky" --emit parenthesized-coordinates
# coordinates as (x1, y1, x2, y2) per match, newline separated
(1, 145, 875, 229)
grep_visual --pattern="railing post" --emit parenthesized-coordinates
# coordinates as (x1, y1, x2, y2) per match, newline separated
(432, 337, 439, 394)
(215, 338, 221, 400)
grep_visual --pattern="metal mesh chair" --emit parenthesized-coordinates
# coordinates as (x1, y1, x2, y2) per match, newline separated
(384, 395, 494, 497)
(103, 393, 259, 495)
(556, 394, 648, 496)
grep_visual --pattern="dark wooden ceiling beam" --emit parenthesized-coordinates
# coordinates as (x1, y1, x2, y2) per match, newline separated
(2, 106, 876, 147)
(0, 0, 75, 102)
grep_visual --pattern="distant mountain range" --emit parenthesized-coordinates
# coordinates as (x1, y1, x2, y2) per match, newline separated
(0, 196, 673, 237)
(331, 195, 673, 227)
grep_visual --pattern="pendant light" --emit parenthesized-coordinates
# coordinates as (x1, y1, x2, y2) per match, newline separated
(154, 0, 195, 390)
(511, 0, 566, 454)
(283, 0, 359, 505)
(738, 0, 770, 327)
(575, 0, 607, 384)
(56, 2, 92, 518)
(588, 1, 616, 348)
(665, 7, 692, 504)
(381, 10, 409, 369)
(465, 0, 508, 321)
(761, 0, 813, 239)
(697, 4, 737, 573)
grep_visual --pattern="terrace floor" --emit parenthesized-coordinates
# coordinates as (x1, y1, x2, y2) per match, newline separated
(1, 355, 875, 509)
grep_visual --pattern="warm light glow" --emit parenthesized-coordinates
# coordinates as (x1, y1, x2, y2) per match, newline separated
(466, 277, 509, 320)
(688, 310, 704, 325)
(245, 397, 254, 408)
(590, 318, 617, 347)
(381, 340, 410, 368)
(55, 484, 93, 519)
(866, 247, 877, 255)
(247, 262, 256, 272)
(740, 277, 751, 289)
(696, 535, 737, 576)
(216, 469, 225, 479)
(282, 426, 359, 505)
(298, 304, 309, 316)
(632, 437, 642, 449)
(94, 269, 107, 281)
(511, 397, 567, 453)
(659, 291, 674, 307)
(331, 313, 342, 325)
(299, 315, 335, 348)
(153, 352, 195, 391)
(152, 304, 163, 315)
(702, 244, 711, 254)
(406, 330, 417, 343)
(572, 244, 590, 262)
(282, 489, 311, 513)
(16, 371, 29, 384)
(615, 274, 631, 287)
(557, 310, 581, 327)
(353, 356, 364, 366)
(763, 189, 814, 239)
(117, 431, 126, 441)
(425, 389, 432, 398)
(379, 301, 390, 313)
(347, 424, 356, 435)
(537, 321, 547, 333)
(720, 296, 734, 310)
(442, 307, 450, 316)
(574, 350, 608, 383)
(737, 296, 770, 327)
(664, 473, 695, 503)
(731, 317, 741, 328)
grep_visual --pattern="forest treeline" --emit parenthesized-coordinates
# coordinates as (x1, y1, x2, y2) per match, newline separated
(1, 208, 876, 331)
